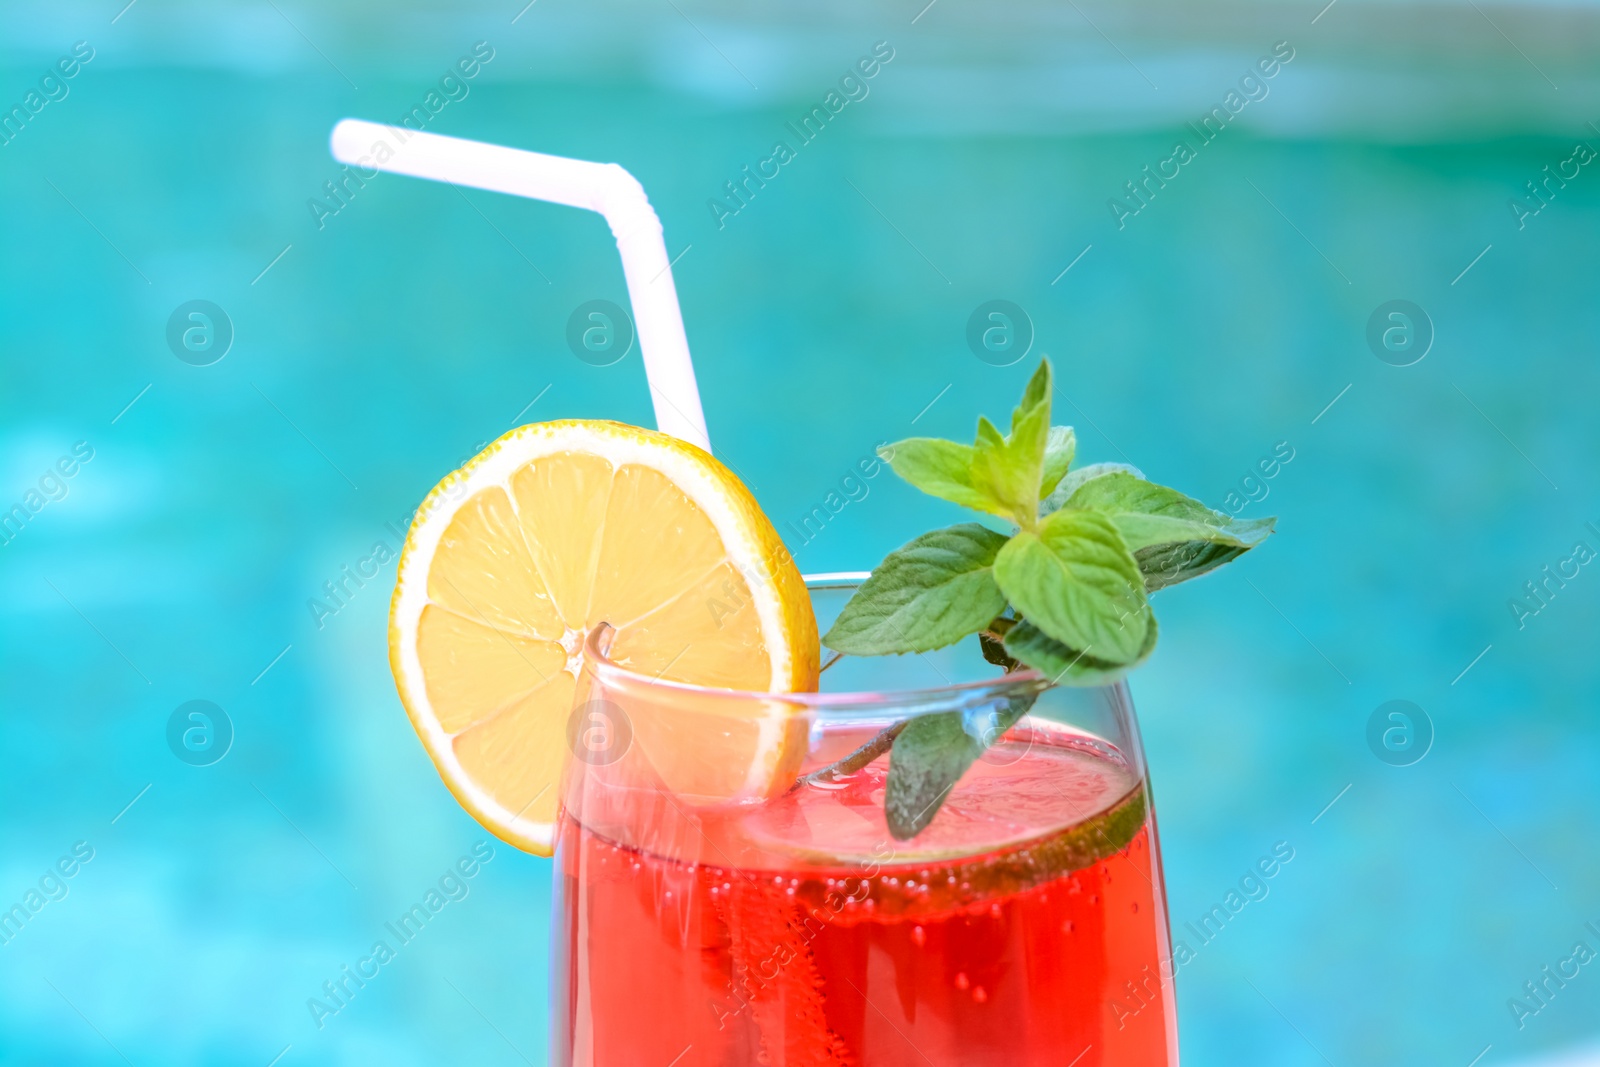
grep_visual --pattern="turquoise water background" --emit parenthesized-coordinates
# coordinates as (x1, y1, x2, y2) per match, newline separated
(2, 1, 1598, 1064)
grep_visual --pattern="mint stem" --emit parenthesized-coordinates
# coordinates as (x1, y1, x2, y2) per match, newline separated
(794, 720, 909, 789)
(802, 615, 1017, 789)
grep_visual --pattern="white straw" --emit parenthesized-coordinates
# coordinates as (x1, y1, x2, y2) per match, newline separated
(328, 118, 711, 454)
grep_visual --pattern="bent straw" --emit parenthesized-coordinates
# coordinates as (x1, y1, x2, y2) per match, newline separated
(329, 118, 711, 454)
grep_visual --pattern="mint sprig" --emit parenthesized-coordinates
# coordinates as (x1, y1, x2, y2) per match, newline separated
(819, 358, 1275, 839)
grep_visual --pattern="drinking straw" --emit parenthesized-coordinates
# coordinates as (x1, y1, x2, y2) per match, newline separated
(329, 118, 712, 454)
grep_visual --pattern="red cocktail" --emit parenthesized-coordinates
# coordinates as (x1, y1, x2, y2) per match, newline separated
(554, 583, 1178, 1067)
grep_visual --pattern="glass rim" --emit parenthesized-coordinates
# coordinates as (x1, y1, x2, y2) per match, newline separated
(582, 572, 1058, 711)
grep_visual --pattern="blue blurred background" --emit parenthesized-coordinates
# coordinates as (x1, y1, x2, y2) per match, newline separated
(3, 0, 1598, 1063)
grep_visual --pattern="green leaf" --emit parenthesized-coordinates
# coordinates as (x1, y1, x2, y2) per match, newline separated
(881, 360, 1061, 530)
(968, 361, 1053, 528)
(885, 695, 1034, 840)
(1062, 472, 1276, 591)
(1016, 357, 1051, 419)
(992, 507, 1150, 664)
(1133, 530, 1272, 591)
(1005, 614, 1158, 686)
(877, 438, 996, 513)
(823, 524, 1011, 655)
(1065, 471, 1225, 525)
(974, 416, 1006, 451)
(1041, 461, 1142, 515)
(1040, 426, 1077, 498)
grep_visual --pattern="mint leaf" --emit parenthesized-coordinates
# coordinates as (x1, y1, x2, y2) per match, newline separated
(975, 416, 1006, 451)
(823, 524, 1011, 655)
(1064, 471, 1226, 525)
(1040, 426, 1077, 498)
(885, 695, 1033, 839)
(884, 361, 1057, 529)
(1062, 472, 1275, 591)
(1016, 356, 1051, 416)
(968, 361, 1053, 528)
(992, 508, 1150, 664)
(1134, 531, 1272, 591)
(1041, 461, 1142, 515)
(877, 438, 996, 513)
(1005, 614, 1158, 686)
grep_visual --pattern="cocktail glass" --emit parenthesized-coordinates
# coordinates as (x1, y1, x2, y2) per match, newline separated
(327, 121, 1180, 1066)
(555, 577, 1178, 1067)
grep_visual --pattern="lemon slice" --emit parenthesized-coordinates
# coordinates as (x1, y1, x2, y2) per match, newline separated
(389, 419, 819, 855)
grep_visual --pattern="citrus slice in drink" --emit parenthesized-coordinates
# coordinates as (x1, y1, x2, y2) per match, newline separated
(389, 419, 819, 855)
